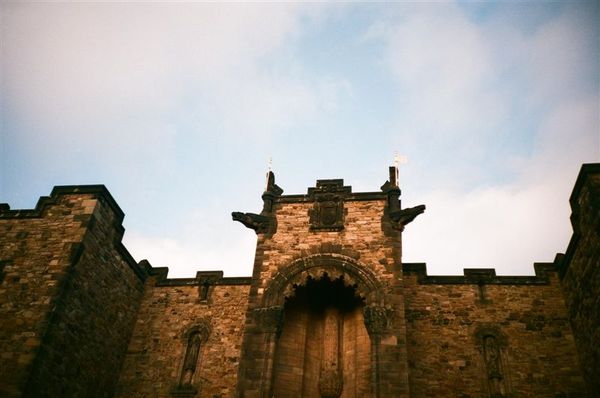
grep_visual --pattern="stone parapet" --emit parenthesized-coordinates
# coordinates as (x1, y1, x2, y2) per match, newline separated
(403, 262, 557, 285)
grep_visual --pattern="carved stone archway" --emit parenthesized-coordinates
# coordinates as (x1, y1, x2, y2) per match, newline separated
(262, 253, 385, 308)
(242, 254, 391, 398)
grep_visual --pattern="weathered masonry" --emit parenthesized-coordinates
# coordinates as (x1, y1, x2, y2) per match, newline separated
(0, 164, 598, 397)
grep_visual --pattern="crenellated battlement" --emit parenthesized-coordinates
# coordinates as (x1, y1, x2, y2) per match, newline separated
(0, 185, 123, 220)
(402, 261, 559, 285)
(0, 185, 146, 282)
(142, 259, 251, 287)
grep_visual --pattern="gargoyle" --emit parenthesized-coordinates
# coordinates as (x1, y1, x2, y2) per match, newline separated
(389, 204, 426, 231)
(232, 211, 271, 233)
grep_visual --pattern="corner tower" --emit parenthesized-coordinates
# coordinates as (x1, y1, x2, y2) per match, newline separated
(233, 167, 425, 398)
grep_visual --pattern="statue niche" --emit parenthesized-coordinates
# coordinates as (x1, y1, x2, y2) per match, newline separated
(172, 323, 210, 395)
(475, 326, 510, 398)
(483, 335, 505, 398)
(273, 275, 371, 398)
(181, 332, 202, 386)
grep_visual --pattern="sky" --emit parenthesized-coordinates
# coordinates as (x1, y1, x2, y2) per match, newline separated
(1, 1, 598, 277)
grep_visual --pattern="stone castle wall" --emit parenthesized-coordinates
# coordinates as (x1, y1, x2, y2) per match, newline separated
(403, 264, 586, 397)
(0, 190, 94, 396)
(0, 164, 598, 397)
(116, 273, 250, 398)
(0, 187, 145, 397)
(560, 164, 600, 395)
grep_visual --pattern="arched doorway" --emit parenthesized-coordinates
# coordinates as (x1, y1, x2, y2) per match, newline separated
(237, 254, 392, 398)
(273, 275, 372, 397)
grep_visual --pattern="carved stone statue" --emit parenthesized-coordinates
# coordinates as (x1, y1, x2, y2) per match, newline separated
(483, 335, 505, 397)
(474, 326, 510, 398)
(180, 332, 202, 386)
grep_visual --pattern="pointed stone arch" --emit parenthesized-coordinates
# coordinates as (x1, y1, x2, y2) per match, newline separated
(182, 319, 211, 341)
(255, 253, 389, 397)
(262, 253, 385, 308)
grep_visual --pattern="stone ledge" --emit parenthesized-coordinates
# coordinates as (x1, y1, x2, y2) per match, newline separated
(276, 178, 389, 203)
(277, 191, 387, 203)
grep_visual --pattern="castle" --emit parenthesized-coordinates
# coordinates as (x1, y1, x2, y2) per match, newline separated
(0, 164, 598, 397)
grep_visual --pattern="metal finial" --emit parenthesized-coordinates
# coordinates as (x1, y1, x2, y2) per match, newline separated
(394, 152, 408, 185)
(265, 157, 273, 190)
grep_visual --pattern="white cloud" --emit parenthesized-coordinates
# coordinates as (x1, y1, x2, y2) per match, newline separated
(1, 2, 346, 277)
(525, 8, 598, 106)
(378, 3, 599, 274)
(2, 3, 341, 151)
(377, 5, 506, 139)
(123, 217, 258, 278)
(193, 70, 351, 141)
(403, 97, 598, 275)
(3, 2, 597, 279)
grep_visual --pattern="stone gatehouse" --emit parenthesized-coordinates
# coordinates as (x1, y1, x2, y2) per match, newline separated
(0, 164, 598, 397)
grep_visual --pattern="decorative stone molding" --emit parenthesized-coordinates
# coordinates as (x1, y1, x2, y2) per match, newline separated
(474, 325, 508, 349)
(363, 305, 394, 335)
(262, 253, 384, 307)
(308, 179, 350, 231)
(318, 368, 343, 398)
(182, 321, 211, 342)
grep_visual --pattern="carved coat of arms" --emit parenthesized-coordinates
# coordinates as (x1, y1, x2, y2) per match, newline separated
(308, 180, 348, 231)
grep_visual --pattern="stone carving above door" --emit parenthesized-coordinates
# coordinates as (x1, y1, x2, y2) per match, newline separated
(308, 180, 351, 231)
